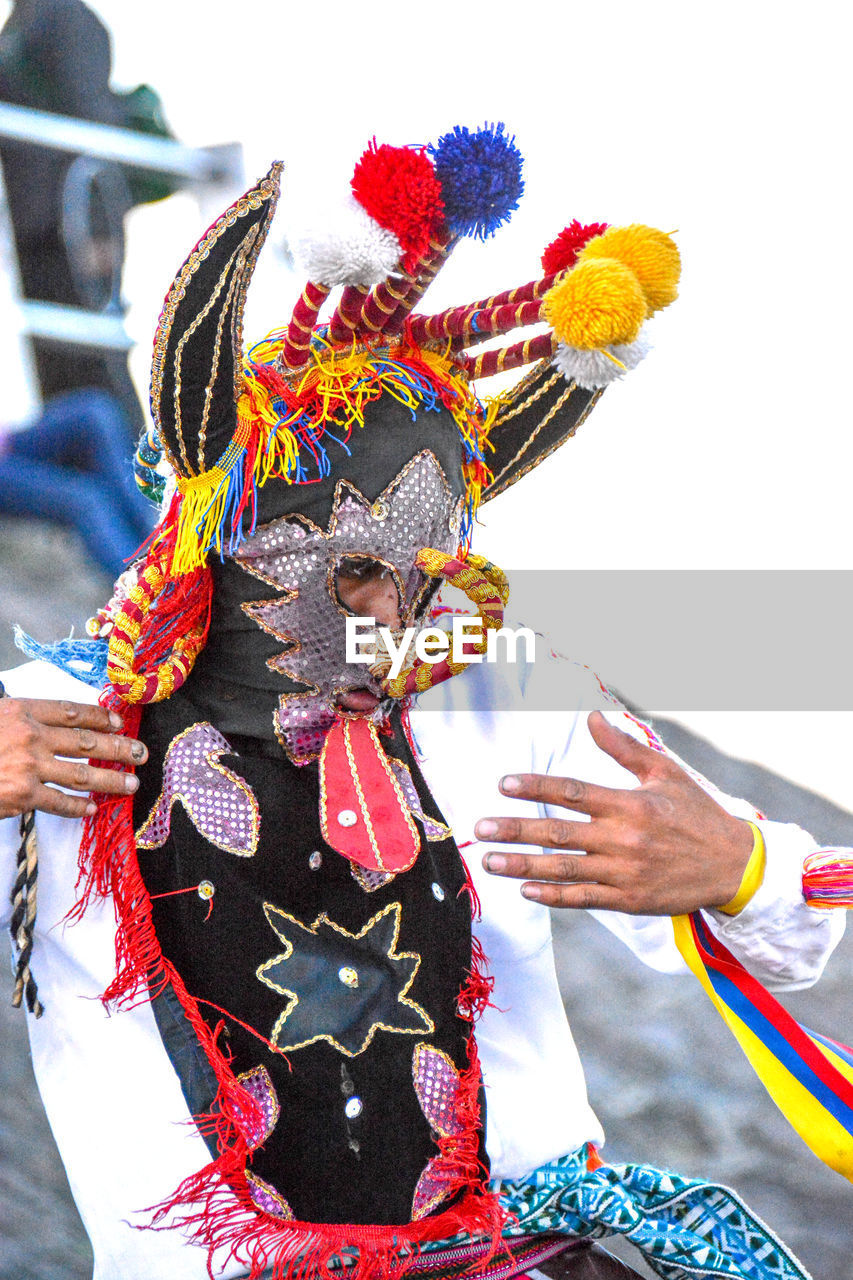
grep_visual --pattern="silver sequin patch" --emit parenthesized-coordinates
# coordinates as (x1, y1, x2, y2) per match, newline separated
(233, 453, 460, 761)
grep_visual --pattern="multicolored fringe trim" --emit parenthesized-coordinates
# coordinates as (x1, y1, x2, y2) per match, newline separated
(13, 627, 109, 690)
(802, 849, 853, 908)
(492, 1146, 811, 1279)
(673, 910, 853, 1183)
(105, 559, 211, 704)
(156, 336, 498, 577)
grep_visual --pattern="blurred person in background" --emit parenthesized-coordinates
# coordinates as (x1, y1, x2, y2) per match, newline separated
(0, 0, 178, 445)
(0, 386, 156, 575)
(0, 0, 179, 575)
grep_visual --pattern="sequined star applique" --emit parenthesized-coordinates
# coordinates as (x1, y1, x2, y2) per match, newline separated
(135, 722, 259, 855)
(257, 901, 433, 1056)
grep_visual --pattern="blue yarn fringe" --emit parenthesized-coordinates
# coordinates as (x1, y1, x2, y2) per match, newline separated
(14, 627, 109, 690)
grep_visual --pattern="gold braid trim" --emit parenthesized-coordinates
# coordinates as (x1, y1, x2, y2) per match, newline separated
(106, 562, 206, 705)
(380, 551, 509, 698)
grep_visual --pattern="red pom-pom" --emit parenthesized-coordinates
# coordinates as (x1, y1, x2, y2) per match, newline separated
(541, 220, 609, 275)
(351, 141, 444, 271)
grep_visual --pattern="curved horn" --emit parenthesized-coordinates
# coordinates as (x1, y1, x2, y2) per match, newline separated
(150, 162, 283, 479)
(481, 363, 602, 503)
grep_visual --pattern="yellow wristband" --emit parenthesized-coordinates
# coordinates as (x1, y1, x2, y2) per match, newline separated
(718, 822, 766, 915)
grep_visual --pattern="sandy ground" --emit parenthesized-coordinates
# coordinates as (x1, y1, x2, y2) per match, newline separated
(0, 516, 851, 1280)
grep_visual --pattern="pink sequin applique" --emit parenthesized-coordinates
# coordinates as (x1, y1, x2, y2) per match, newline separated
(236, 1064, 281, 1148)
(411, 1043, 465, 1220)
(387, 758, 452, 843)
(135, 722, 260, 856)
(245, 1171, 294, 1221)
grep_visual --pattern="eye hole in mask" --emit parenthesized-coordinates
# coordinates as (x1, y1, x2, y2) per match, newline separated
(333, 556, 405, 628)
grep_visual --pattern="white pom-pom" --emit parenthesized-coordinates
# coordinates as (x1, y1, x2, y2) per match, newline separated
(611, 329, 652, 371)
(292, 196, 401, 286)
(552, 327, 652, 389)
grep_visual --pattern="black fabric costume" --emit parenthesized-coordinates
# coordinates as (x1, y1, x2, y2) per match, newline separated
(136, 691, 481, 1225)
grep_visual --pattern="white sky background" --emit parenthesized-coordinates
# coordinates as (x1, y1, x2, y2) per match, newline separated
(36, 0, 853, 806)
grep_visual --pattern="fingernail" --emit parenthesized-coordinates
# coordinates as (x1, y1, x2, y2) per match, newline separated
(501, 775, 521, 793)
(109, 711, 123, 729)
(131, 742, 146, 762)
(485, 853, 506, 872)
(85, 801, 97, 815)
(124, 775, 139, 793)
(475, 819, 497, 838)
(521, 884, 542, 900)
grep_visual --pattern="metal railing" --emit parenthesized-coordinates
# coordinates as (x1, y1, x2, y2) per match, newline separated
(0, 101, 241, 183)
(0, 101, 243, 425)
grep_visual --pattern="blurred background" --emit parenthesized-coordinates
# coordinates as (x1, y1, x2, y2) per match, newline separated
(0, 1, 851, 1277)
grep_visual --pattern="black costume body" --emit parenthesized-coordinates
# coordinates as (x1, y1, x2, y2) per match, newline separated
(134, 341, 491, 1225)
(135, 685, 482, 1225)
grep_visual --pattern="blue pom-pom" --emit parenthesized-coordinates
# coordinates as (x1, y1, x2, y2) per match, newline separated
(429, 122, 524, 241)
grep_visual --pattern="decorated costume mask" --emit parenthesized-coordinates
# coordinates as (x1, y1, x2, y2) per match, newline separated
(74, 133, 680, 1279)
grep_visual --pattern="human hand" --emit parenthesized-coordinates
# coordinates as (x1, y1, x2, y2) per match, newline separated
(476, 710, 753, 915)
(0, 696, 146, 820)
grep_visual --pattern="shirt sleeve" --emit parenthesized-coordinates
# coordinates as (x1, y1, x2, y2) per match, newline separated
(523, 651, 846, 991)
(0, 661, 100, 929)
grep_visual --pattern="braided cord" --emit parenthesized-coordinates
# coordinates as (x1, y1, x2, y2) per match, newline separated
(106, 560, 207, 705)
(379, 551, 509, 699)
(1, 679, 43, 1017)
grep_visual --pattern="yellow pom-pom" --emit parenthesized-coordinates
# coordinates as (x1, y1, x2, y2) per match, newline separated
(543, 258, 647, 350)
(578, 224, 680, 315)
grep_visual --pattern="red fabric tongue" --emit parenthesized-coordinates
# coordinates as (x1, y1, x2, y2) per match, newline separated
(319, 716, 420, 872)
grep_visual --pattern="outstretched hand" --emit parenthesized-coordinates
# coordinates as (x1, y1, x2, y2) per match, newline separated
(0, 697, 146, 820)
(477, 710, 754, 916)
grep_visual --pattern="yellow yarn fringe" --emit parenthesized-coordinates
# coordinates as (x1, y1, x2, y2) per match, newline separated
(163, 336, 497, 575)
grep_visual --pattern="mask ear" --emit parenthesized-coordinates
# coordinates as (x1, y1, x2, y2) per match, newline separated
(481, 363, 602, 503)
(150, 162, 283, 479)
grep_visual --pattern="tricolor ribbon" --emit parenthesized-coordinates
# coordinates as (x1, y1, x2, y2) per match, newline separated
(673, 910, 853, 1181)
